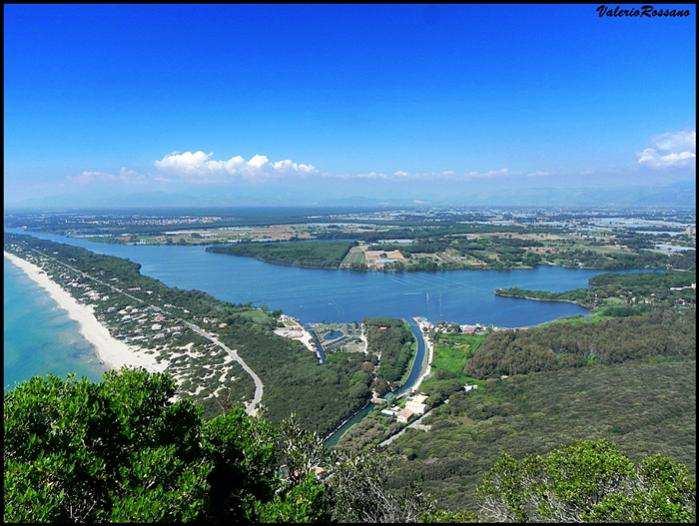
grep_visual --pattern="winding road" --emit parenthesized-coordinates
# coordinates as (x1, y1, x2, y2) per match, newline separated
(184, 322, 264, 415)
(21, 246, 265, 415)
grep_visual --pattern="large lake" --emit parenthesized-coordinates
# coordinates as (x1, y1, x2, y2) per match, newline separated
(6, 229, 597, 326)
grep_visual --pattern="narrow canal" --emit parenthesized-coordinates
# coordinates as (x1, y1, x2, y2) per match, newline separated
(306, 325, 326, 364)
(324, 317, 427, 446)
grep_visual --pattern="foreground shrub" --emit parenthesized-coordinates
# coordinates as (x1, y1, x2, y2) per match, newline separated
(3, 369, 327, 523)
(478, 439, 696, 522)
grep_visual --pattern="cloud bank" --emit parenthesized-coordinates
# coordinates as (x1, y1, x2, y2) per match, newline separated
(66, 131, 695, 190)
(637, 130, 695, 169)
(67, 167, 145, 185)
(154, 151, 316, 181)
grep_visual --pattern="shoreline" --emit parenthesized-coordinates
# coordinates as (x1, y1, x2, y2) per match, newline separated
(409, 317, 434, 394)
(494, 290, 586, 307)
(4, 251, 164, 373)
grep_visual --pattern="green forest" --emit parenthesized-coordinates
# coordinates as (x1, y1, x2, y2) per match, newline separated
(364, 318, 416, 386)
(467, 309, 695, 378)
(387, 359, 696, 512)
(207, 240, 355, 269)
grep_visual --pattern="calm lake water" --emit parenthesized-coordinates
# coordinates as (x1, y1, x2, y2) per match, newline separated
(7, 229, 594, 325)
(5, 228, 607, 388)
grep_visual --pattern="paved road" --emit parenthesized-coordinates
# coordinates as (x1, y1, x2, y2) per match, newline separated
(379, 407, 434, 448)
(23, 247, 264, 415)
(184, 322, 264, 415)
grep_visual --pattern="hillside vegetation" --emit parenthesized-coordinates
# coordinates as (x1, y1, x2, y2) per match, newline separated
(388, 359, 696, 511)
(468, 309, 695, 378)
(5, 368, 694, 523)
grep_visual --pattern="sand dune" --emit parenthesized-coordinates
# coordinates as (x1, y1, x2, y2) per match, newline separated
(4, 251, 165, 373)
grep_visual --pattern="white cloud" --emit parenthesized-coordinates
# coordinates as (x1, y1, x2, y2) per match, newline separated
(637, 130, 696, 169)
(272, 159, 316, 173)
(393, 170, 409, 177)
(154, 150, 213, 174)
(653, 130, 695, 152)
(247, 154, 269, 170)
(154, 150, 316, 180)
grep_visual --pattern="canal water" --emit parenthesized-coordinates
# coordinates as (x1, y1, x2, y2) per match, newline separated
(324, 318, 428, 446)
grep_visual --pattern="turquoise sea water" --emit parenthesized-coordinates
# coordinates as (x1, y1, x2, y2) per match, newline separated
(4, 228, 619, 388)
(3, 258, 105, 391)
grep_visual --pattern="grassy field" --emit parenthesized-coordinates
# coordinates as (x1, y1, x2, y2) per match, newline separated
(432, 333, 485, 375)
(339, 245, 367, 268)
(421, 333, 486, 403)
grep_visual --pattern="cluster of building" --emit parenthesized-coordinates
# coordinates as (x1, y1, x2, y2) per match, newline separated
(433, 321, 489, 335)
(381, 393, 429, 424)
(364, 248, 408, 270)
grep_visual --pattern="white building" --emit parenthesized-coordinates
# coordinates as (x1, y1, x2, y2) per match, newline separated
(404, 394, 428, 416)
(396, 408, 413, 423)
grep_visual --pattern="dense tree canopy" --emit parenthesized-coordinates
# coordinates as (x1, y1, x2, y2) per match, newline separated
(207, 240, 355, 269)
(3, 369, 328, 523)
(365, 318, 415, 385)
(468, 309, 695, 378)
(5, 369, 696, 523)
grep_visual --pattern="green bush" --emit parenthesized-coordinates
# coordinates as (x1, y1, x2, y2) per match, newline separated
(478, 439, 696, 522)
(3, 368, 327, 523)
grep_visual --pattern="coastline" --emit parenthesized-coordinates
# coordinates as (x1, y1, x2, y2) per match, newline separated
(4, 251, 165, 373)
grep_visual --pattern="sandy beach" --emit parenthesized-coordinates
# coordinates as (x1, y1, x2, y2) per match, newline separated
(274, 314, 317, 354)
(4, 251, 165, 373)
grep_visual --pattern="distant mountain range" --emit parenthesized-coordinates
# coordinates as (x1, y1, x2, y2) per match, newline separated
(5, 180, 695, 210)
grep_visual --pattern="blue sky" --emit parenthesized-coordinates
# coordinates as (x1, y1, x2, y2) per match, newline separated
(4, 4, 696, 207)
